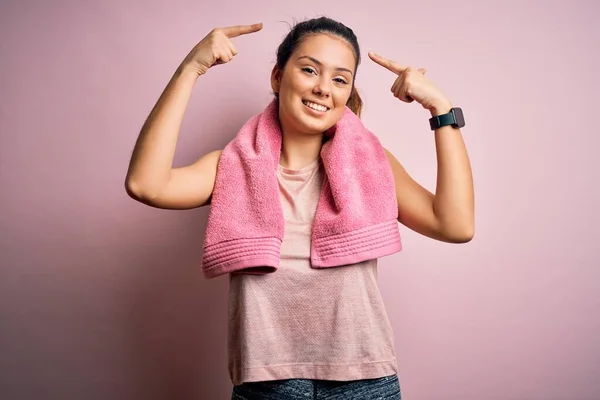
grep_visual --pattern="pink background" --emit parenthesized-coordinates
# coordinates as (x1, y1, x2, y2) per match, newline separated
(1, 0, 598, 399)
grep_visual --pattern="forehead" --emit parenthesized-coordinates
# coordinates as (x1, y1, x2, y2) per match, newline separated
(292, 34, 356, 70)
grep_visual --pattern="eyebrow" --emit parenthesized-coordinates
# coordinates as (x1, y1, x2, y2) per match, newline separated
(296, 56, 354, 75)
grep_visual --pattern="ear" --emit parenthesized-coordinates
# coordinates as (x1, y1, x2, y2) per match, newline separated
(270, 65, 282, 95)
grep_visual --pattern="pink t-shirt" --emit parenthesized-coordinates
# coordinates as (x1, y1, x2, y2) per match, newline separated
(227, 158, 398, 385)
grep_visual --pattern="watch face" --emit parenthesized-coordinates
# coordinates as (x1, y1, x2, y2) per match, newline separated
(452, 108, 465, 128)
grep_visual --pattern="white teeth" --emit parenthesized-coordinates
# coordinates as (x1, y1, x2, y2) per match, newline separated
(303, 100, 328, 112)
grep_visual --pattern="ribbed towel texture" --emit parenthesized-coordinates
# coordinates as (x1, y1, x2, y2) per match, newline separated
(202, 99, 401, 279)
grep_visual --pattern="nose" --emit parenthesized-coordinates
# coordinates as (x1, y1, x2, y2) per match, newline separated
(313, 77, 331, 98)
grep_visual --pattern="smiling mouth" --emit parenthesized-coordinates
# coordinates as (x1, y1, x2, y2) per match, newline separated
(302, 100, 330, 112)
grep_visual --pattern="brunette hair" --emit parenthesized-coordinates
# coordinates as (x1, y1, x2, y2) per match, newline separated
(275, 17, 363, 117)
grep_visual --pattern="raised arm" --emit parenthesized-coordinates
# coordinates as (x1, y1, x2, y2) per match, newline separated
(125, 23, 263, 209)
(370, 52, 474, 243)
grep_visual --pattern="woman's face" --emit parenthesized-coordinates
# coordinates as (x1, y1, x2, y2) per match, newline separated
(272, 34, 356, 136)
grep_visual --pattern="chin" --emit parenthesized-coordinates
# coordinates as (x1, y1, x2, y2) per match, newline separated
(293, 106, 339, 134)
(298, 119, 332, 135)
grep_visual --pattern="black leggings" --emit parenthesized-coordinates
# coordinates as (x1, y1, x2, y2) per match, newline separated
(232, 374, 401, 399)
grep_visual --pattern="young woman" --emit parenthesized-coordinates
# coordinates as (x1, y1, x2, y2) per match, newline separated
(126, 17, 474, 400)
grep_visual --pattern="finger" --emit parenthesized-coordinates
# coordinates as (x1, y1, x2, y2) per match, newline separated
(391, 76, 401, 95)
(391, 74, 406, 95)
(229, 42, 238, 56)
(393, 85, 408, 102)
(368, 52, 407, 74)
(396, 89, 413, 103)
(402, 87, 414, 103)
(394, 81, 413, 103)
(225, 47, 234, 61)
(215, 47, 234, 64)
(222, 23, 263, 38)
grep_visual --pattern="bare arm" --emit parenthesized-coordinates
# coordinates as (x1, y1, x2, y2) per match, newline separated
(385, 111, 474, 243)
(124, 23, 262, 210)
(430, 111, 474, 241)
(369, 52, 474, 243)
(125, 64, 219, 209)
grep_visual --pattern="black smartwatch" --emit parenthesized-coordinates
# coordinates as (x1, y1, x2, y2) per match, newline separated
(429, 107, 465, 130)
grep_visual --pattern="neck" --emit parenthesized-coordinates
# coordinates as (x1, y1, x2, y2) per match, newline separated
(279, 130, 323, 170)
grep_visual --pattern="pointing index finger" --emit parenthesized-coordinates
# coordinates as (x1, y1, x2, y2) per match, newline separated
(368, 52, 407, 74)
(222, 23, 263, 38)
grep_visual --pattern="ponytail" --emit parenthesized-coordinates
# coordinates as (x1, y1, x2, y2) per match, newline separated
(346, 86, 363, 117)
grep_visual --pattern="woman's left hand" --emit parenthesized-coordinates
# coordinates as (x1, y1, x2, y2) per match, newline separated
(369, 52, 452, 114)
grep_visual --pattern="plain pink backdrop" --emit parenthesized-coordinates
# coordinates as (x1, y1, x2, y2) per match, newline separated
(1, 0, 598, 399)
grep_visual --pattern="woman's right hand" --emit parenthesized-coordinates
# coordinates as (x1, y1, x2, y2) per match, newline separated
(183, 23, 263, 76)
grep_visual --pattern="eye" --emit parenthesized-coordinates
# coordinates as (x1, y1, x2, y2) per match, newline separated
(302, 67, 317, 75)
(334, 77, 349, 85)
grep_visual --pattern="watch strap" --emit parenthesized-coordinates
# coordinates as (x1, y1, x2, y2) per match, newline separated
(429, 112, 455, 130)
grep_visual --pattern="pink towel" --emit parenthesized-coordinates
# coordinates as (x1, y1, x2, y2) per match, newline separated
(201, 99, 402, 279)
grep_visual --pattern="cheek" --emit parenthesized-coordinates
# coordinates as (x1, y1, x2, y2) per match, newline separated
(282, 73, 310, 94)
(334, 89, 352, 106)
